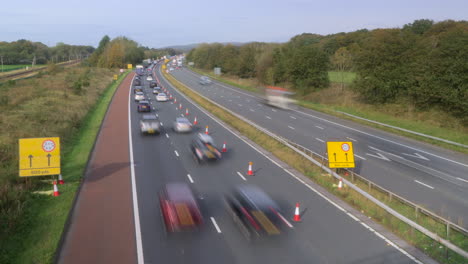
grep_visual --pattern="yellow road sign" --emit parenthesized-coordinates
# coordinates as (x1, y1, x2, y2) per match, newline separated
(127, 64, 133, 69)
(327, 141, 355, 168)
(113, 74, 118, 80)
(19, 137, 61, 177)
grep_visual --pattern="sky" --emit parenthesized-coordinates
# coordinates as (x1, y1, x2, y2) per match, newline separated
(1, 0, 467, 48)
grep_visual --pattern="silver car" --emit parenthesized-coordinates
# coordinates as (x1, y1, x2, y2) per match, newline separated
(156, 92, 168, 102)
(146, 75, 153, 81)
(199, 76, 212, 85)
(173, 117, 192, 133)
(140, 115, 161, 135)
(134, 91, 145, 102)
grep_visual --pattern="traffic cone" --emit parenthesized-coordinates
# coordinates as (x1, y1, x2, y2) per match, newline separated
(185, 108, 189, 116)
(174, 98, 177, 103)
(58, 174, 64, 185)
(222, 142, 227, 152)
(193, 116, 198, 125)
(344, 171, 349, 177)
(247, 162, 254, 176)
(205, 126, 209, 135)
(179, 103, 182, 110)
(293, 203, 301, 222)
(169, 94, 173, 99)
(53, 181, 60, 197)
(338, 178, 343, 189)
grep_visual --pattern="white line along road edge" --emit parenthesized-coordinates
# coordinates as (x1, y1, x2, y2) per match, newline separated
(128, 74, 145, 264)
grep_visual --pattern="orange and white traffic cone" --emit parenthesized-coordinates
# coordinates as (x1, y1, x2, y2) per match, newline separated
(293, 203, 301, 222)
(205, 126, 209, 135)
(193, 116, 198, 125)
(169, 94, 173, 100)
(247, 162, 254, 176)
(222, 141, 227, 152)
(179, 103, 182, 110)
(174, 98, 177, 103)
(58, 174, 64, 185)
(53, 181, 60, 197)
(338, 178, 343, 189)
(185, 108, 189, 116)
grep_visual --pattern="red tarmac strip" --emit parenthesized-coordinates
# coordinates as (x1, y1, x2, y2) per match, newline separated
(58, 73, 137, 264)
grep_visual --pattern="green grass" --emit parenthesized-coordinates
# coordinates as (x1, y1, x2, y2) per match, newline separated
(328, 71, 356, 84)
(0, 65, 44, 72)
(0, 71, 129, 264)
(164, 71, 467, 264)
(189, 66, 260, 93)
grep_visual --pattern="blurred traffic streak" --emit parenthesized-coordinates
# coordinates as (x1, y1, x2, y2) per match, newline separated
(173, 117, 193, 133)
(159, 182, 204, 233)
(139, 114, 161, 135)
(191, 133, 222, 164)
(224, 185, 293, 241)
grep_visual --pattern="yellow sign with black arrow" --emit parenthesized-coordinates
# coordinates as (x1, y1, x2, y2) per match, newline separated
(326, 141, 355, 168)
(19, 137, 61, 177)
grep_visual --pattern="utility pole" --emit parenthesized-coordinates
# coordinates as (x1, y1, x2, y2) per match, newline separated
(32, 55, 36, 68)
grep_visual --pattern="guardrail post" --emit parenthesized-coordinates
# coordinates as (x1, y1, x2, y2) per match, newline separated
(415, 207, 419, 220)
(388, 193, 393, 203)
(351, 171, 355, 182)
(368, 181, 372, 192)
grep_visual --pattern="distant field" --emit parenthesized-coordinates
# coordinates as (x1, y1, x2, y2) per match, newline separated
(1, 64, 43, 72)
(328, 71, 356, 84)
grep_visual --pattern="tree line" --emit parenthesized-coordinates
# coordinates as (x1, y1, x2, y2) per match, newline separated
(186, 19, 468, 124)
(0, 40, 94, 65)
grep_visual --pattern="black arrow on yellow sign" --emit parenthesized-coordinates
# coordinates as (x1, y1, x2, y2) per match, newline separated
(345, 153, 348, 161)
(333, 153, 337, 161)
(28, 155, 33, 167)
(47, 153, 51, 167)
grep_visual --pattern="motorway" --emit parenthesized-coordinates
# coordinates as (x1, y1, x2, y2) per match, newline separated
(127, 65, 435, 263)
(168, 67, 468, 228)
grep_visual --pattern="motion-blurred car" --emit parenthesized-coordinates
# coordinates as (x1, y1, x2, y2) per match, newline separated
(146, 75, 153, 81)
(153, 87, 161, 94)
(224, 185, 290, 240)
(137, 100, 151, 112)
(140, 114, 160, 134)
(150, 81, 159, 88)
(190, 133, 221, 163)
(173, 117, 192, 133)
(134, 91, 145, 102)
(133, 87, 143, 94)
(156, 92, 169, 102)
(159, 182, 203, 232)
(199, 76, 212, 85)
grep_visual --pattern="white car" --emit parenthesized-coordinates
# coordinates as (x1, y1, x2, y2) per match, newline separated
(134, 92, 145, 102)
(156, 92, 168, 102)
(173, 117, 192, 133)
(146, 75, 153, 81)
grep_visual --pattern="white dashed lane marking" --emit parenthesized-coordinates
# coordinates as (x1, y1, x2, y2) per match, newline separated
(415, 180, 434, 189)
(315, 125, 324, 130)
(210, 217, 222, 233)
(237, 171, 247, 181)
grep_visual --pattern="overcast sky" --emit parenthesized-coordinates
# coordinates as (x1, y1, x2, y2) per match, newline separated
(1, 0, 466, 48)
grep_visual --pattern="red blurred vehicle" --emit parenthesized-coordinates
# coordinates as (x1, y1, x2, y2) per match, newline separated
(159, 183, 203, 232)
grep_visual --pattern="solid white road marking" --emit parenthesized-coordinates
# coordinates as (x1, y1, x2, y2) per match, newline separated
(315, 138, 325, 143)
(210, 217, 222, 233)
(288, 125, 295, 130)
(346, 137, 357, 142)
(315, 125, 324, 130)
(128, 75, 145, 264)
(165, 133, 169, 138)
(266, 116, 272, 119)
(355, 154, 367, 160)
(402, 153, 429, 161)
(237, 171, 247, 181)
(457, 177, 468, 183)
(415, 180, 434, 189)
(174, 150, 179, 157)
(187, 174, 194, 183)
(290, 116, 296, 119)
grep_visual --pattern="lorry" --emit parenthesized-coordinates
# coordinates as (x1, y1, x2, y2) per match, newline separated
(263, 86, 295, 110)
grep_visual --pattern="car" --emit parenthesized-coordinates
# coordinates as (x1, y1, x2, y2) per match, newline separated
(199, 76, 212, 85)
(173, 117, 192, 133)
(150, 81, 159, 88)
(137, 100, 151, 112)
(169, 67, 174, 71)
(140, 114, 160, 134)
(133, 87, 143, 94)
(224, 185, 291, 240)
(156, 92, 169, 102)
(153, 87, 162, 94)
(146, 75, 153, 81)
(134, 91, 145, 102)
(190, 133, 221, 163)
(159, 182, 203, 233)
(134, 79, 142, 86)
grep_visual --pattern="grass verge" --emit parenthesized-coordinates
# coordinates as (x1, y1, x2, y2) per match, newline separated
(0, 71, 130, 264)
(163, 70, 467, 264)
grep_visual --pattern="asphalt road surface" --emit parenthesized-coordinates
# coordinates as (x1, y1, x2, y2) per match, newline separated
(168, 67, 468, 228)
(126, 65, 435, 264)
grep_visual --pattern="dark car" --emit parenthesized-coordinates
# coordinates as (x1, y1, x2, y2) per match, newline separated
(150, 81, 159, 88)
(140, 114, 160, 134)
(190, 133, 222, 163)
(224, 185, 291, 241)
(134, 79, 142, 86)
(159, 183, 203, 233)
(137, 100, 151, 112)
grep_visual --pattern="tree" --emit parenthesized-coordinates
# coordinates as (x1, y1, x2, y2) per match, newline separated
(331, 47, 352, 90)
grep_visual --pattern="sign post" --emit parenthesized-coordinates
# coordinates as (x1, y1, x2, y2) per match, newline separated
(326, 141, 355, 168)
(19, 137, 61, 177)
